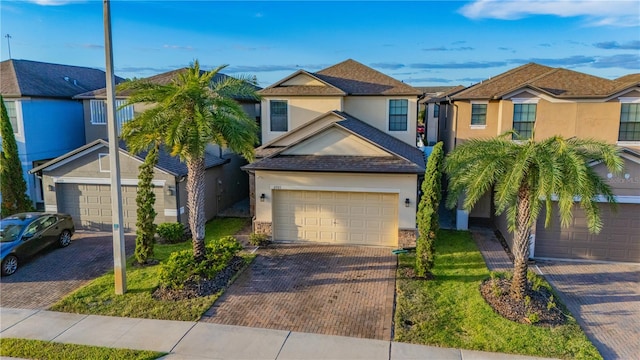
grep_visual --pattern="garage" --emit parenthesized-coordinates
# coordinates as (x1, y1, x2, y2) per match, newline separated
(272, 190, 398, 246)
(535, 203, 640, 263)
(56, 183, 165, 232)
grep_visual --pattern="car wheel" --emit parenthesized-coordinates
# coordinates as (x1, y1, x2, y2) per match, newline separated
(59, 230, 72, 247)
(1, 255, 18, 276)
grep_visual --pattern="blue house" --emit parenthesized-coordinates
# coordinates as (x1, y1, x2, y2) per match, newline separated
(0, 59, 118, 209)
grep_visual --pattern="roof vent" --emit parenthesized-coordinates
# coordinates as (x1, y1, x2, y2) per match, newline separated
(73, 79, 77, 86)
(64, 76, 69, 81)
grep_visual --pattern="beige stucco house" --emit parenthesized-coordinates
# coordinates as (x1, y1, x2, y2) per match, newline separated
(29, 68, 261, 232)
(438, 63, 640, 262)
(243, 60, 425, 248)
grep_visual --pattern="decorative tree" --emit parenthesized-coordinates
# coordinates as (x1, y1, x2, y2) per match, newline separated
(120, 61, 259, 262)
(1, 96, 33, 217)
(133, 145, 158, 264)
(416, 141, 444, 277)
(445, 133, 622, 299)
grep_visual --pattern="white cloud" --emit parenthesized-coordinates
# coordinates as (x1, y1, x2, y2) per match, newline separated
(26, 0, 81, 5)
(459, 0, 639, 27)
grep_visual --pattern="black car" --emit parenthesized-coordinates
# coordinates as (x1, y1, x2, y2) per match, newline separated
(0, 212, 75, 276)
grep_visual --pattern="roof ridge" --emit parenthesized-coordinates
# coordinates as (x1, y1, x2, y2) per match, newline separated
(455, 63, 553, 98)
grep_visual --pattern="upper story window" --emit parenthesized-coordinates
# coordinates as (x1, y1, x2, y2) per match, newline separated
(269, 100, 288, 132)
(3, 100, 19, 135)
(618, 103, 640, 142)
(389, 99, 408, 131)
(512, 103, 537, 140)
(90, 99, 134, 125)
(433, 104, 440, 118)
(471, 103, 487, 126)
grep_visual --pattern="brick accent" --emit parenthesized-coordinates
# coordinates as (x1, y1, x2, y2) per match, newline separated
(254, 221, 272, 237)
(398, 228, 417, 248)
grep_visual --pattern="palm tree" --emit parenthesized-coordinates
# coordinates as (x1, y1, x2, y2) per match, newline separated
(120, 61, 259, 261)
(445, 133, 622, 300)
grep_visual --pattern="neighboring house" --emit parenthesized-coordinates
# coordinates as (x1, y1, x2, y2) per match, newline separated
(0, 59, 118, 209)
(29, 140, 230, 232)
(243, 59, 425, 248)
(30, 68, 262, 232)
(416, 86, 463, 145)
(440, 62, 640, 262)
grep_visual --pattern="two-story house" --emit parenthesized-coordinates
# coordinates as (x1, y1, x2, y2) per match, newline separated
(30, 68, 261, 232)
(243, 59, 426, 248)
(416, 85, 463, 145)
(0, 59, 115, 209)
(439, 63, 640, 262)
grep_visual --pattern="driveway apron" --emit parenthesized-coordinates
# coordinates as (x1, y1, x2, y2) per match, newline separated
(0, 231, 135, 309)
(536, 261, 640, 360)
(200, 244, 397, 341)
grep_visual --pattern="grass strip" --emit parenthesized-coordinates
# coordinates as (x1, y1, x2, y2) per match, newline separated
(0, 338, 164, 360)
(394, 229, 601, 359)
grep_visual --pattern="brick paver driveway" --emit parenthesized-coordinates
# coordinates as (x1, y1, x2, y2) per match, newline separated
(0, 231, 134, 309)
(201, 244, 396, 340)
(536, 261, 640, 360)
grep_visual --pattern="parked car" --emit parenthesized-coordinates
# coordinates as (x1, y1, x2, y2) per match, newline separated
(0, 212, 75, 276)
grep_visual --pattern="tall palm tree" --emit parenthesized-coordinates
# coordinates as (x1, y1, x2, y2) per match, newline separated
(445, 133, 622, 300)
(120, 61, 259, 261)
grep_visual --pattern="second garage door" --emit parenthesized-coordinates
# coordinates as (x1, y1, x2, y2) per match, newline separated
(272, 190, 398, 246)
(57, 183, 165, 232)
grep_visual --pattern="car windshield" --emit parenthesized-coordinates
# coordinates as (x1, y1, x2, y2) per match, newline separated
(0, 223, 25, 243)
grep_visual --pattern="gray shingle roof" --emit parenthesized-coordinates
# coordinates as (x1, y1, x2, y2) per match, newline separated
(259, 59, 422, 96)
(74, 68, 261, 100)
(30, 139, 228, 177)
(1, 59, 121, 98)
(245, 111, 425, 174)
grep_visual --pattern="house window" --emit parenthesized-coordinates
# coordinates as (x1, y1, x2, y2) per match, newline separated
(433, 104, 440, 118)
(90, 99, 134, 126)
(389, 99, 408, 131)
(471, 104, 487, 125)
(270, 100, 288, 132)
(618, 103, 640, 141)
(512, 103, 536, 139)
(3, 100, 19, 134)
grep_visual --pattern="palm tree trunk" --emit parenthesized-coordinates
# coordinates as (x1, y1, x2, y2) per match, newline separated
(510, 185, 532, 300)
(186, 157, 206, 262)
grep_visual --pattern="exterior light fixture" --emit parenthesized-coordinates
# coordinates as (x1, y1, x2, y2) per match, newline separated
(165, 185, 175, 196)
(260, 193, 266, 202)
(48, 184, 56, 192)
(405, 198, 410, 207)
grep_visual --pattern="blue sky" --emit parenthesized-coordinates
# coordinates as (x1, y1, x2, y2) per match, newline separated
(1, 0, 639, 87)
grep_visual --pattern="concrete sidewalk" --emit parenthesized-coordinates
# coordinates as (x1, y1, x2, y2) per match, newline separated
(0, 307, 553, 360)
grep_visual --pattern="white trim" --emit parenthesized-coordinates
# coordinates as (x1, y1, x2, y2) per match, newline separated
(98, 153, 110, 172)
(470, 125, 487, 130)
(45, 204, 58, 212)
(621, 152, 640, 164)
(51, 176, 166, 187)
(268, 99, 289, 133)
(388, 98, 409, 132)
(270, 185, 401, 193)
(618, 141, 640, 148)
(511, 97, 540, 104)
(618, 97, 640, 104)
(40, 145, 105, 171)
(470, 100, 488, 105)
(164, 209, 177, 216)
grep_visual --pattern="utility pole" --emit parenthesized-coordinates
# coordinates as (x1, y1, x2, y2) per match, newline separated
(103, 0, 126, 294)
(5, 34, 12, 59)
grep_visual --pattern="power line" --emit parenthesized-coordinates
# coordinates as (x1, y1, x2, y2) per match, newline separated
(5, 34, 12, 59)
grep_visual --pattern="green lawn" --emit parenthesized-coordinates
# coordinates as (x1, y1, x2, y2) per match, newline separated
(0, 338, 164, 360)
(394, 230, 601, 359)
(50, 218, 252, 321)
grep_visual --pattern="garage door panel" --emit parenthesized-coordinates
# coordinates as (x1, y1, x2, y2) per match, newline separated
(536, 203, 639, 262)
(273, 190, 398, 246)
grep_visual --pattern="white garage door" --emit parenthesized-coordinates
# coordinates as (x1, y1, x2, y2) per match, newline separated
(57, 183, 164, 232)
(273, 190, 398, 246)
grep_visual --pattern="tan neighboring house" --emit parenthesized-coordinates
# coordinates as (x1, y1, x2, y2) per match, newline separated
(29, 68, 261, 232)
(243, 59, 425, 248)
(439, 62, 640, 262)
(416, 85, 464, 145)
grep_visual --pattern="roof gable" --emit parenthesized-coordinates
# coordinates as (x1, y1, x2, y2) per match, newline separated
(1, 59, 117, 98)
(453, 63, 554, 100)
(281, 127, 392, 157)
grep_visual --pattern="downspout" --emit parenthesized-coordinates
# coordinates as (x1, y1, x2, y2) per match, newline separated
(446, 96, 459, 149)
(175, 175, 186, 224)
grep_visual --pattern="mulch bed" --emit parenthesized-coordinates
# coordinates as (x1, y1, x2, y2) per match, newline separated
(480, 277, 566, 327)
(152, 256, 245, 301)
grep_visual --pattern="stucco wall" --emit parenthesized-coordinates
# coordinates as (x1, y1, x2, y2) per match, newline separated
(253, 170, 418, 230)
(344, 96, 418, 145)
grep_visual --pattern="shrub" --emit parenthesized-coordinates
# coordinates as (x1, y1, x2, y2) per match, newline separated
(158, 235, 242, 289)
(248, 233, 270, 247)
(157, 222, 186, 243)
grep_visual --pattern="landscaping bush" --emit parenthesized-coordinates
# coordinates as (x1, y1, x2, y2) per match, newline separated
(158, 235, 242, 290)
(248, 232, 270, 247)
(156, 222, 186, 243)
